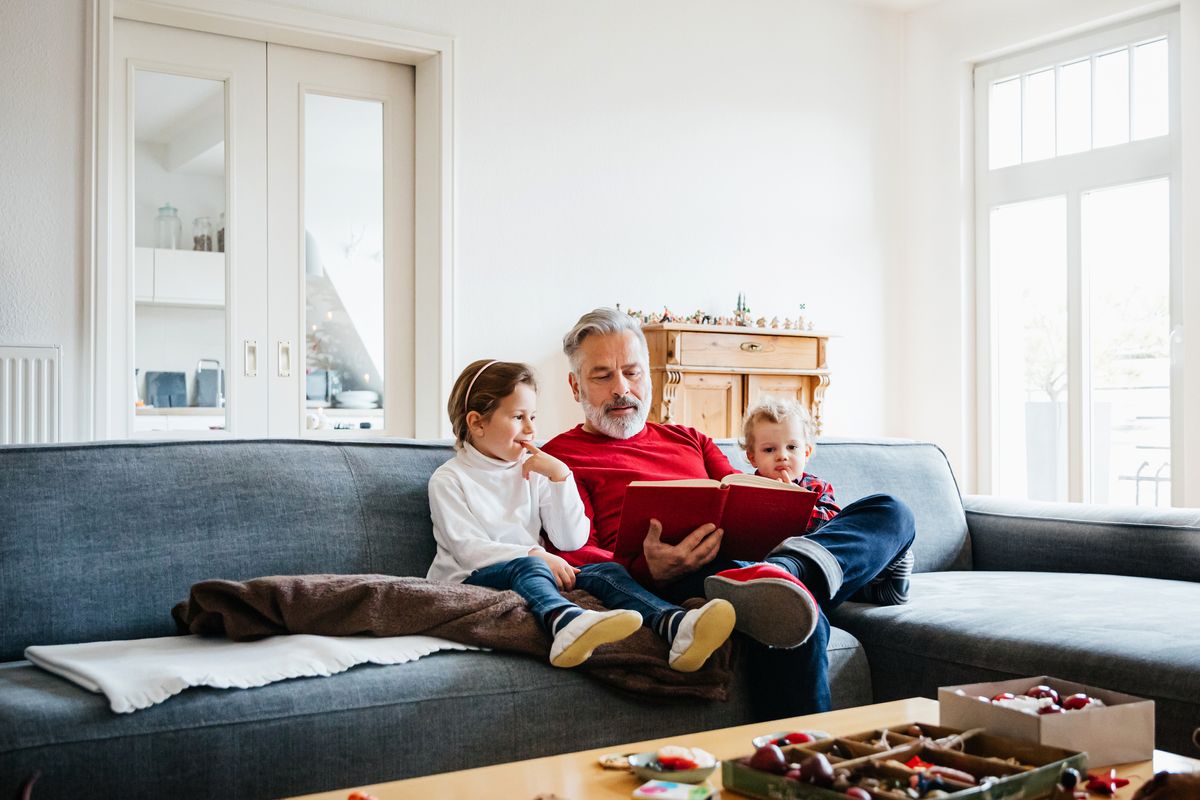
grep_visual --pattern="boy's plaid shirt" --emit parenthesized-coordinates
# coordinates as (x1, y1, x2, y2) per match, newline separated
(754, 470, 841, 533)
(796, 472, 841, 532)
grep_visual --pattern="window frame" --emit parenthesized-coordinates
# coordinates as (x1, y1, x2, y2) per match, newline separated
(973, 11, 1182, 505)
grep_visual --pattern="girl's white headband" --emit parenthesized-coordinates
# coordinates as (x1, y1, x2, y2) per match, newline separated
(464, 360, 501, 411)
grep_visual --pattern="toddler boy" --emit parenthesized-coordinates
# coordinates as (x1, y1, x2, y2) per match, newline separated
(741, 398, 914, 605)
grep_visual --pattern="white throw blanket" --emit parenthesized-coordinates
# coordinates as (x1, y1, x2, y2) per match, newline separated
(25, 634, 482, 713)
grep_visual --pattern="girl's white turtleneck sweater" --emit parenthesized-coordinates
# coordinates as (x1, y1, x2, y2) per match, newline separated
(426, 442, 590, 583)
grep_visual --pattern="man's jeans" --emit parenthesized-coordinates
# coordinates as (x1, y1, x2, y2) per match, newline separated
(465, 557, 681, 633)
(657, 493, 916, 716)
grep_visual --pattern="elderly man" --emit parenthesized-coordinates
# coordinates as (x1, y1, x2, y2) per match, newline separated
(542, 307, 915, 714)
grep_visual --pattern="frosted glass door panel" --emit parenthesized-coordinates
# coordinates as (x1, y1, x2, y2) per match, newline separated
(1083, 179, 1171, 505)
(132, 69, 227, 433)
(304, 95, 385, 428)
(991, 196, 1069, 502)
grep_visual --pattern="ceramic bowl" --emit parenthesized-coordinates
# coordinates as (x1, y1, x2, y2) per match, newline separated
(335, 390, 379, 403)
(627, 751, 718, 784)
(750, 729, 833, 749)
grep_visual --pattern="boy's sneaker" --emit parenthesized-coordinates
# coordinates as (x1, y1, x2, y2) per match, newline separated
(852, 549, 914, 606)
(703, 564, 819, 649)
(668, 598, 736, 673)
(548, 609, 642, 668)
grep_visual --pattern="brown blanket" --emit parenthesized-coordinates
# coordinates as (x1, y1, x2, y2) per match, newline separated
(172, 574, 734, 701)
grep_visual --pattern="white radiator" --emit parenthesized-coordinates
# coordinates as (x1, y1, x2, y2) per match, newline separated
(0, 345, 62, 444)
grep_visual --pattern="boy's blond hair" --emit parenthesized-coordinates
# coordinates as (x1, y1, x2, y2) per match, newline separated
(741, 397, 816, 452)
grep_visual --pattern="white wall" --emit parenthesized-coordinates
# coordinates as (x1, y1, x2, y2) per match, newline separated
(896, 0, 1197, 493)
(284, 0, 909, 439)
(0, 2, 87, 441)
(0, 0, 906, 443)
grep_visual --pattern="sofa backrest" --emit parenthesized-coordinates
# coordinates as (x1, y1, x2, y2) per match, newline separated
(718, 437, 970, 575)
(0, 439, 454, 661)
(0, 435, 968, 660)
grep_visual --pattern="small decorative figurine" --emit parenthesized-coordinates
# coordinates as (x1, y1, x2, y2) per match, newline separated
(770, 316, 781, 329)
(734, 293, 753, 327)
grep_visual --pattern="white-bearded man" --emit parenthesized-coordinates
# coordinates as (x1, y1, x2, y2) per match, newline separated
(542, 307, 915, 714)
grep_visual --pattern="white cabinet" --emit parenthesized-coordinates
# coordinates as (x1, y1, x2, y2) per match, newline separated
(134, 247, 154, 302)
(134, 247, 225, 307)
(133, 409, 225, 434)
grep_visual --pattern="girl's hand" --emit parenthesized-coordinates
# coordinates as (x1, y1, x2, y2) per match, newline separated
(529, 548, 580, 590)
(520, 441, 571, 482)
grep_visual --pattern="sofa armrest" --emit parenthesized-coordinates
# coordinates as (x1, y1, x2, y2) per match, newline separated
(964, 494, 1200, 582)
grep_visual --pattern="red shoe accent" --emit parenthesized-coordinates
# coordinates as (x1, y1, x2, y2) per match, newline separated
(711, 564, 816, 600)
(704, 564, 819, 648)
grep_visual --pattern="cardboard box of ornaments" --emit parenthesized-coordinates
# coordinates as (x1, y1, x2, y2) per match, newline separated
(939, 675, 1154, 766)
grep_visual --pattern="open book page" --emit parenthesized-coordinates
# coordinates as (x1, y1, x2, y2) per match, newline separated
(720, 473, 807, 491)
(628, 478, 722, 488)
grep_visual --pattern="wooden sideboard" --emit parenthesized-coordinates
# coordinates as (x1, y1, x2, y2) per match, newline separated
(642, 323, 830, 440)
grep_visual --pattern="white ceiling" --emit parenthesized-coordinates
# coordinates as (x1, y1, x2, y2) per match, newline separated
(858, 0, 951, 11)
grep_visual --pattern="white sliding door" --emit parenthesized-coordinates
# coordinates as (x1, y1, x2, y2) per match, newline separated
(113, 19, 268, 438)
(266, 45, 415, 438)
(110, 23, 415, 439)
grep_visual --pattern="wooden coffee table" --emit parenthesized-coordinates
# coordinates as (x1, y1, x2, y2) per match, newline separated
(289, 697, 1199, 799)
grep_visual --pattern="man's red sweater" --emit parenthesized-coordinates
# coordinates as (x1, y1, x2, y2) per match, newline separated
(541, 422, 736, 585)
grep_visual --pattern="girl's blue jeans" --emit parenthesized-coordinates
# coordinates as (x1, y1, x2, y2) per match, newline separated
(464, 557, 680, 633)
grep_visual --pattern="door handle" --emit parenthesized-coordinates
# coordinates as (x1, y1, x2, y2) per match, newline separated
(278, 340, 292, 378)
(244, 340, 258, 377)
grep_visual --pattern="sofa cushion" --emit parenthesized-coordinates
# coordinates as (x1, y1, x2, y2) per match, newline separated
(719, 438, 969, 573)
(829, 571, 1200, 756)
(0, 627, 870, 798)
(0, 440, 456, 661)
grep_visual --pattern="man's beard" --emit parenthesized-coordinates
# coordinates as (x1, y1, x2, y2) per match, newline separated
(582, 394, 649, 440)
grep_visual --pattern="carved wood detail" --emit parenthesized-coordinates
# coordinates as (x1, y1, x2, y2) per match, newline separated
(661, 368, 683, 423)
(667, 332, 682, 365)
(812, 374, 831, 435)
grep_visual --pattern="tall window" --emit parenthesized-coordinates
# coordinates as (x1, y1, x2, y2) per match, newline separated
(974, 13, 1180, 506)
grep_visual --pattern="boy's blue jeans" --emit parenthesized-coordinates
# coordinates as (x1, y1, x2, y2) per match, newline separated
(657, 493, 916, 717)
(465, 557, 680, 633)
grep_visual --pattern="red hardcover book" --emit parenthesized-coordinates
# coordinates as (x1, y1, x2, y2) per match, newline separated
(614, 474, 819, 564)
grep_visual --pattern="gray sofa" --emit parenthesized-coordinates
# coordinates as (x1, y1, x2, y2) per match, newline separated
(1, 437, 1196, 798)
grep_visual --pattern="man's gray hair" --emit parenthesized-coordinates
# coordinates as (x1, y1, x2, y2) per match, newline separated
(562, 307, 649, 374)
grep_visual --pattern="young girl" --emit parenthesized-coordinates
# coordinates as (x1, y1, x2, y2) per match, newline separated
(427, 359, 735, 670)
(741, 397, 914, 605)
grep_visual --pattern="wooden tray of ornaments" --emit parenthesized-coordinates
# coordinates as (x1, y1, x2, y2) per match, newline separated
(722, 721, 1087, 800)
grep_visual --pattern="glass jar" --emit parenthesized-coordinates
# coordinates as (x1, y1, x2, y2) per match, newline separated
(217, 212, 226, 253)
(154, 203, 182, 249)
(193, 217, 214, 252)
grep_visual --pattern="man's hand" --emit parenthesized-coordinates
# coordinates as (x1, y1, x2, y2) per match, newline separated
(520, 442, 571, 482)
(529, 548, 580, 590)
(643, 520, 723, 583)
